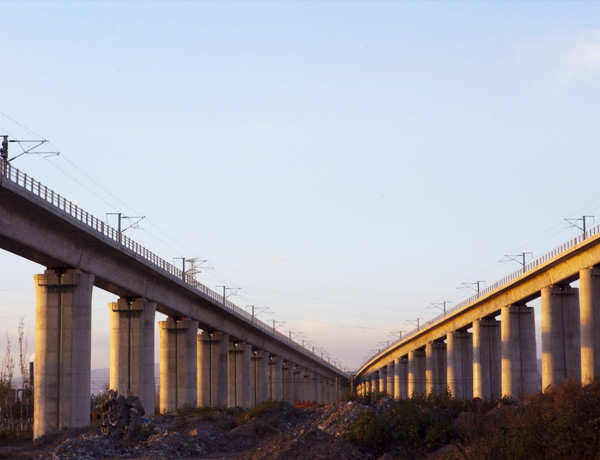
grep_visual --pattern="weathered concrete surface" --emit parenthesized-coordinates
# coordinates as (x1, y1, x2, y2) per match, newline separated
(425, 341, 447, 395)
(501, 304, 537, 397)
(109, 297, 156, 415)
(447, 330, 473, 399)
(159, 318, 198, 412)
(394, 356, 408, 400)
(408, 349, 426, 396)
(473, 317, 501, 400)
(34, 269, 94, 439)
(541, 285, 581, 389)
(580, 267, 600, 382)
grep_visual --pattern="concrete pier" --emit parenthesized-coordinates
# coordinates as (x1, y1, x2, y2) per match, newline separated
(34, 269, 94, 439)
(250, 350, 268, 406)
(501, 304, 537, 397)
(425, 340, 447, 395)
(294, 366, 302, 403)
(108, 297, 156, 415)
(269, 356, 283, 401)
(541, 285, 581, 389)
(228, 342, 251, 408)
(580, 267, 600, 383)
(303, 369, 314, 401)
(371, 371, 380, 394)
(197, 331, 229, 408)
(447, 330, 473, 399)
(283, 362, 295, 404)
(314, 374, 321, 404)
(378, 368, 387, 395)
(386, 363, 394, 397)
(159, 317, 198, 412)
(473, 317, 501, 399)
(408, 349, 426, 397)
(394, 356, 408, 399)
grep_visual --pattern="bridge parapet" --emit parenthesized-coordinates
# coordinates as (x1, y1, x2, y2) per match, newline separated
(0, 157, 338, 374)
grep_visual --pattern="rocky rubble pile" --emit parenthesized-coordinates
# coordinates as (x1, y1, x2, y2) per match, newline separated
(314, 400, 372, 438)
(100, 390, 145, 439)
(35, 400, 381, 460)
(236, 423, 372, 460)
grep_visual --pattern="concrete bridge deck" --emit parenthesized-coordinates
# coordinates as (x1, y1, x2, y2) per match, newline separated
(0, 159, 347, 438)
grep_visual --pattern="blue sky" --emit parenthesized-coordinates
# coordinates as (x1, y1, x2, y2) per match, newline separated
(1, 1, 600, 377)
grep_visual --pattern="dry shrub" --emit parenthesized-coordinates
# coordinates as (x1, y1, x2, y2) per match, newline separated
(457, 379, 600, 460)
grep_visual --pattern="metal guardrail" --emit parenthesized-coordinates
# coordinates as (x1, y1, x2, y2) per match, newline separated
(0, 158, 340, 374)
(365, 213, 600, 366)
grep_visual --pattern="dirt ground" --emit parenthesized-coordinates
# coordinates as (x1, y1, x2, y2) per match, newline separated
(0, 401, 379, 460)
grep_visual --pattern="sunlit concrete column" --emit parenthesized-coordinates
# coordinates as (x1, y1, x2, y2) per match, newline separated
(378, 368, 387, 395)
(542, 285, 581, 389)
(282, 362, 295, 404)
(364, 375, 371, 396)
(108, 297, 156, 415)
(580, 267, 600, 382)
(408, 348, 426, 397)
(394, 356, 408, 399)
(227, 342, 251, 408)
(250, 350, 268, 406)
(197, 331, 229, 408)
(34, 269, 94, 439)
(159, 317, 198, 413)
(447, 330, 473, 400)
(386, 363, 394, 398)
(372, 371, 380, 394)
(426, 340, 447, 395)
(268, 356, 283, 401)
(473, 317, 501, 399)
(501, 304, 537, 397)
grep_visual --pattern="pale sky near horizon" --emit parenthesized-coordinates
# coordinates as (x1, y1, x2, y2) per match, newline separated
(1, 1, 600, 384)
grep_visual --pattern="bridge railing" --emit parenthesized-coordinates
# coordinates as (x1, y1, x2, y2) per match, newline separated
(0, 158, 337, 371)
(369, 216, 600, 361)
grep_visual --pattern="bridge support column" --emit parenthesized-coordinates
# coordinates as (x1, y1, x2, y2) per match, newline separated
(378, 368, 387, 395)
(228, 342, 251, 408)
(473, 317, 501, 399)
(542, 285, 581, 389)
(294, 366, 302, 403)
(283, 362, 295, 404)
(159, 317, 198, 412)
(197, 331, 229, 408)
(394, 356, 408, 399)
(372, 372, 378, 395)
(303, 369, 313, 402)
(109, 297, 156, 415)
(426, 340, 447, 395)
(447, 330, 473, 399)
(34, 269, 94, 439)
(250, 350, 268, 406)
(386, 363, 394, 397)
(268, 356, 283, 401)
(408, 349, 426, 397)
(315, 374, 323, 404)
(580, 267, 600, 382)
(501, 304, 537, 397)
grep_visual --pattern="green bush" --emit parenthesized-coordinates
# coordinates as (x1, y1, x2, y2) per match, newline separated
(345, 391, 480, 457)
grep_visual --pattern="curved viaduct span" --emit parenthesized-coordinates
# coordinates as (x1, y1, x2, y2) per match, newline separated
(356, 220, 600, 401)
(0, 159, 347, 439)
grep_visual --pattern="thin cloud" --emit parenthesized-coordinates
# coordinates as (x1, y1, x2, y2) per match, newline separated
(565, 31, 600, 80)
